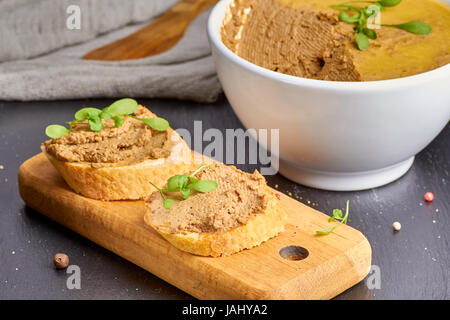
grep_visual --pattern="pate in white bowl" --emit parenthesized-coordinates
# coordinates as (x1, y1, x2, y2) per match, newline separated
(207, 0, 450, 191)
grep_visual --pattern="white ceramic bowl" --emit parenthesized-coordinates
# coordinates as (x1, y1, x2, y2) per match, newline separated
(207, 0, 450, 191)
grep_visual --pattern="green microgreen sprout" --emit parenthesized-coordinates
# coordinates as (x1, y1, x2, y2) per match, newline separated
(149, 164, 218, 209)
(45, 98, 170, 139)
(316, 200, 350, 235)
(149, 181, 175, 210)
(331, 0, 432, 50)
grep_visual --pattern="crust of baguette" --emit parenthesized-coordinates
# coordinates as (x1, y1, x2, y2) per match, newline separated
(41, 117, 201, 200)
(144, 188, 287, 257)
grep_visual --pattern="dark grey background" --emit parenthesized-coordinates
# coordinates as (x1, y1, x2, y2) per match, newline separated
(0, 96, 448, 300)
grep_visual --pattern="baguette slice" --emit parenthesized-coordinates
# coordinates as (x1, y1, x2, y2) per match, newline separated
(144, 163, 287, 257)
(41, 108, 200, 200)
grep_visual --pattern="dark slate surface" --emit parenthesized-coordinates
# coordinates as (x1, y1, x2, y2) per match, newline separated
(0, 96, 448, 300)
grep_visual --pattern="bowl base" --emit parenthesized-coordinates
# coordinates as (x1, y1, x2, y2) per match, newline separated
(278, 156, 414, 191)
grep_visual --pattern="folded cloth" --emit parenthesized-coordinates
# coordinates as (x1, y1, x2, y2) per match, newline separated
(0, 0, 222, 102)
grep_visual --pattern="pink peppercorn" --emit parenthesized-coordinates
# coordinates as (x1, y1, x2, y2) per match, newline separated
(424, 192, 434, 202)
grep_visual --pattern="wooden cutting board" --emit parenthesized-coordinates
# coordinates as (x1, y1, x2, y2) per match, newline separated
(82, 0, 218, 61)
(18, 153, 371, 299)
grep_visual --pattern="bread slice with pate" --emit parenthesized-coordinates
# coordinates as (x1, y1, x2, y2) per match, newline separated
(144, 163, 287, 257)
(42, 105, 199, 200)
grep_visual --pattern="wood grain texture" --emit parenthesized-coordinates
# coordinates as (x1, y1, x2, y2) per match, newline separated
(82, 0, 217, 61)
(18, 153, 371, 300)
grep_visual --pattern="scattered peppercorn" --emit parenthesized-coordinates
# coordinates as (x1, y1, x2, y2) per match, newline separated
(392, 221, 401, 231)
(424, 192, 434, 202)
(53, 253, 69, 269)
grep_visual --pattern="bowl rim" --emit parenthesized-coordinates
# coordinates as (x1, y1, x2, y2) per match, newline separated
(207, 0, 450, 91)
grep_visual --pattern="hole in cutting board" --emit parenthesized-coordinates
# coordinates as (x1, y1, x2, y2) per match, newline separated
(279, 246, 309, 261)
